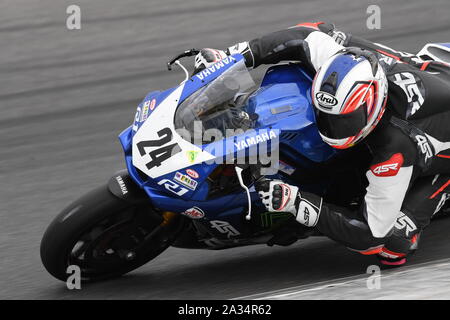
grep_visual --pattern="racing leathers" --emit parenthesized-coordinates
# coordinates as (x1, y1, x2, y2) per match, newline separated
(225, 22, 450, 263)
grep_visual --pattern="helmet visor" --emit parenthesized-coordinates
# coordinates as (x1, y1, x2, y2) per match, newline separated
(315, 104, 367, 140)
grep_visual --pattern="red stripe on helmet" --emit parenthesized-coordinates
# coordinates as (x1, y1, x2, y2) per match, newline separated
(341, 81, 378, 117)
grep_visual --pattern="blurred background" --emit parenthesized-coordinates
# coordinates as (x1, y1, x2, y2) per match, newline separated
(1, 0, 450, 299)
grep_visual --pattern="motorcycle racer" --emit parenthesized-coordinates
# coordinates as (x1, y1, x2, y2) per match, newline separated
(194, 22, 450, 266)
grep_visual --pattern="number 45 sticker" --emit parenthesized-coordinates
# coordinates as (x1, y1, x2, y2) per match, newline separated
(137, 127, 182, 169)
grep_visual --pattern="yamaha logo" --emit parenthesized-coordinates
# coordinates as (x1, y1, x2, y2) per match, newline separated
(315, 91, 338, 108)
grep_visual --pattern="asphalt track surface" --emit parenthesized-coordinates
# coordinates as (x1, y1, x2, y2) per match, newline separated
(1, 0, 450, 300)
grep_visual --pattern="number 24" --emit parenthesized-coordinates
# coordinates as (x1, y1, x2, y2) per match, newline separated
(137, 128, 181, 169)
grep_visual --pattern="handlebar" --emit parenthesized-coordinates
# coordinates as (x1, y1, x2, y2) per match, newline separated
(167, 48, 200, 71)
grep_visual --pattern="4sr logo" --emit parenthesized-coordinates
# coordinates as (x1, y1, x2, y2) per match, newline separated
(392, 72, 425, 117)
(415, 134, 433, 162)
(395, 212, 417, 237)
(370, 153, 404, 177)
(210, 220, 240, 238)
(372, 163, 399, 175)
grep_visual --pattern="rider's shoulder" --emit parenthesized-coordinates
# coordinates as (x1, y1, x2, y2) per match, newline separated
(289, 22, 350, 46)
(365, 116, 417, 167)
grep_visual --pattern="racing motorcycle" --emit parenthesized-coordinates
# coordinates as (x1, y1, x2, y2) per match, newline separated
(40, 43, 450, 282)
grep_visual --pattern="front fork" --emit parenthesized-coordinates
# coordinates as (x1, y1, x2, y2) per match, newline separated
(107, 169, 185, 248)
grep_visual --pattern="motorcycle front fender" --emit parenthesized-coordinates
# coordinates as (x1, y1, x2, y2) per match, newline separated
(107, 169, 150, 204)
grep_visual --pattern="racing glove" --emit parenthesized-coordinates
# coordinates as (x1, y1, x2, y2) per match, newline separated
(193, 48, 228, 74)
(256, 179, 323, 227)
(226, 42, 255, 68)
(193, 42, 255, 74)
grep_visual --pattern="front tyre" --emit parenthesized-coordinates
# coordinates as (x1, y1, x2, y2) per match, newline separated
(40, 184, 184, 282)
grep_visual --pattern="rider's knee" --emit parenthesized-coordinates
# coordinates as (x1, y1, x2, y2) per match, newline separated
(381, 211, 421, 259)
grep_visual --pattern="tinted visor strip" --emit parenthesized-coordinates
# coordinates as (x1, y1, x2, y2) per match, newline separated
(316, 105, 367, 140)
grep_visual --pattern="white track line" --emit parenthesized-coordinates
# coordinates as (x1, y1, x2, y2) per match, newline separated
(232, 258, 450, 300)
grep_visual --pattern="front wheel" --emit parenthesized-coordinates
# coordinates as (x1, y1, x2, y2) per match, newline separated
(40, 184, 184, 282)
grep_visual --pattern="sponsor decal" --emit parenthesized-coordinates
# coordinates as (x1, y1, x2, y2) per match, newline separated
(157, 179, 189, 196)
(174, 172, 198, 190)
(394, 213, 417, 237)
(195, 55, 237, 81)
(115, 176, 128, 195)
(315, 91, 338, 108)
(392, 72, 425, 117)
(370, 153, 404, 177)
(140, 101, 148, 122)
(278, 160, 296, 175)
(139, 99, 156, 123)
(132, 106, 142, 132)
(210, 220, 240, 237)
(186, 169, 199, 179)
(186, 151, 199, 163)
(149, 98, 156, 111)
(415, 135, 433, 162)
(181, 206, 205, 219)
(234, 130, 277, 151)
(297, 199, 321, 227)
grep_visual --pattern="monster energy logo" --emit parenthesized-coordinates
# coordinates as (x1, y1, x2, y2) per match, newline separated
(260, 211, 292, 228)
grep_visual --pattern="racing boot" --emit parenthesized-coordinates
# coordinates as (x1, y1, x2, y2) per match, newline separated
(377, 211, 421, 268)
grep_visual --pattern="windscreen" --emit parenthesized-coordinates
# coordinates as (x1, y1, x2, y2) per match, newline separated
(174, 59, 256, 144)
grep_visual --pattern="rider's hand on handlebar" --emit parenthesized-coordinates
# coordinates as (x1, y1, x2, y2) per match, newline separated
(256, 179, 322, 228)
(193, 48, 227, 74)
(256, 179, 299, 214)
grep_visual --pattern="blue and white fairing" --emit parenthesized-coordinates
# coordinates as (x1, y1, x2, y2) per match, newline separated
(118, 53, 335, 224)
(249, 63, 337, 163)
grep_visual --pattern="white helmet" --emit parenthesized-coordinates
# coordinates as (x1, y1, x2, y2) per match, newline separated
(312, 47, 388, 149)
